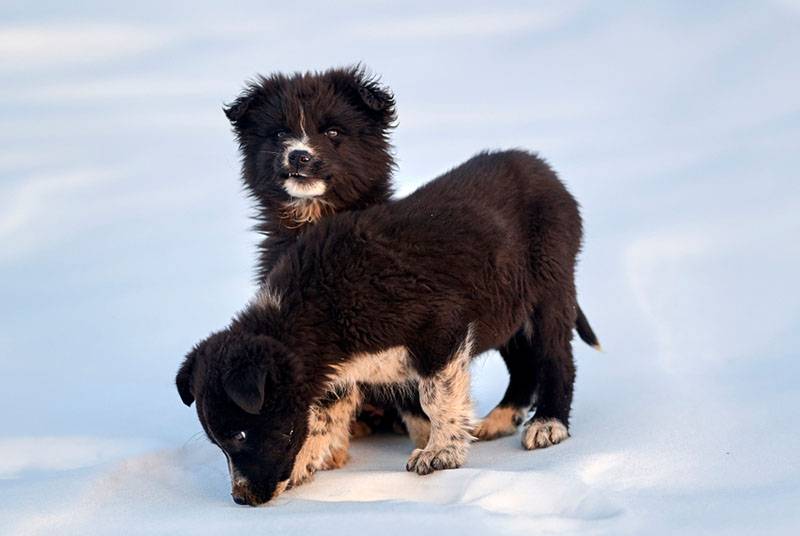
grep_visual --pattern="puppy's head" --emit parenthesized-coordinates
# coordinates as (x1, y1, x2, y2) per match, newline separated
(224, 66, 396, 224)
(176, 330, 308, 506)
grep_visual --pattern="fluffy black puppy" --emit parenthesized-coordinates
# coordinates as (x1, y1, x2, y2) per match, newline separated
(177, 150, 590, 505)
(224, 66, 396, 281)
(225, 66, 405, 441)
(224, 67, 599, 451)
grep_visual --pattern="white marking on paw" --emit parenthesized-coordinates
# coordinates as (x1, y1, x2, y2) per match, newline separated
(406, 444, 466, 475)
(408, 324, 476, 475)
(522, 418, 569, 450)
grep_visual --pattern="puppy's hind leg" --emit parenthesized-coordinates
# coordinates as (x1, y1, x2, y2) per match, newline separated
(406, 326, 475, 475)
(393, 382, 430, 449)
(521, 302, 575, 450)
(474, 325, 536, 441)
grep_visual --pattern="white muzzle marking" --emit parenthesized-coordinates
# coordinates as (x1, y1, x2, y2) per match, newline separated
(282, 136, 315, 168)
(284, 177, 327, 198)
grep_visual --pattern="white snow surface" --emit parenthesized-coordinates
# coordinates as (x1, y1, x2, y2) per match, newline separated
(1, 2, 799, 535)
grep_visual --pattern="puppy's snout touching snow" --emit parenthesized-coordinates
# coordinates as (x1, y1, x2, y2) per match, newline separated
(231, 492, 249, 506)
(230, 479, 289, 507)
(231, 483, 255, 506)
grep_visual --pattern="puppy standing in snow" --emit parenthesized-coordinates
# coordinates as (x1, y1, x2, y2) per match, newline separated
(177, 149, 588, 506)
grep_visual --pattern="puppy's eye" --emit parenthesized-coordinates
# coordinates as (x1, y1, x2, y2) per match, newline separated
(233, 431, 247, 442)
(275, 130, 288, 139)
(324, 128, 340, 138)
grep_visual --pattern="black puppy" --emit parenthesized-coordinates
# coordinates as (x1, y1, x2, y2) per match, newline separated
(224, 66, 405, 448)
(224, 67, 599, 451)
(177, 150, 592, 505)
(225, 65, 396, 281)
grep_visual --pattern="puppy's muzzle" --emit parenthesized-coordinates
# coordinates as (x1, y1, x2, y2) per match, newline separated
(287, 150, 313, 172)
(230, 479, 289, 506)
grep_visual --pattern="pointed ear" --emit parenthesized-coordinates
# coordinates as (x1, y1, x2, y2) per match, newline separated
(223, 92, 254, 123)
(346, 66, 396, 125)
(176, 350, 197, 407)
(357, 82, 394, 114)
(224, 79, 267, 124)
(223, 360, 268, 415)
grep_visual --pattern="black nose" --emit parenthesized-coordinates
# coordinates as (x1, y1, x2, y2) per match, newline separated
(288, 150, 312, 170)
(232, 493, 248, 505)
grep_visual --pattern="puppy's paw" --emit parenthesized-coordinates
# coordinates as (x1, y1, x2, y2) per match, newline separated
(349, 420, 373, 439)
(521, 418, 569, 450)
(473, 406, 525, 441)
(405, 444, 466, 475)
(289, 464, 316, 488)
(320, 445, 350, 470)
(271, 479, 290, 499)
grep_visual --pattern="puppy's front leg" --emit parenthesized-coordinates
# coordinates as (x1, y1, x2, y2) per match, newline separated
(290, 385, 360, 487)
(406, 333, 475, 475)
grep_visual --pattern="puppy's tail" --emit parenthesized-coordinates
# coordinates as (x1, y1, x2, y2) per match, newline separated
(576, 304, 601, 351)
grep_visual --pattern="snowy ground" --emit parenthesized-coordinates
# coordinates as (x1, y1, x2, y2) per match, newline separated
(2, 2, 799, 534)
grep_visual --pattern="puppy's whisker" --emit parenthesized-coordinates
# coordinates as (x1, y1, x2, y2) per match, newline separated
(181, 431, 205, 448)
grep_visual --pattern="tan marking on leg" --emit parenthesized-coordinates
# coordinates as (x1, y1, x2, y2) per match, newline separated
(401, 413, 431, 449)
(330, 346, 413, 385)
(320, 444, 350, 470)
(522, 418, 569, 450)
(289, 387, 360, 487)
(406, 325, 475, 475)
(474, 406, 527, 441)
(349, 419, 373, 439)
(271, 479, 289, 500)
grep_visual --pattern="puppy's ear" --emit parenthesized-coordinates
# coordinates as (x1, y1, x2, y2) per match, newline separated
(223, 91, 256, 123)
(176, 350, 197, 407)
(346, 66, 396, 124)
(222, 334, 277, 414)
(223, 359, 268, 415)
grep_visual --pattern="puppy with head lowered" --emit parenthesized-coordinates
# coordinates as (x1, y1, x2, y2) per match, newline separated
(225, 66, 407, 444)
(177, 150, 590, 505)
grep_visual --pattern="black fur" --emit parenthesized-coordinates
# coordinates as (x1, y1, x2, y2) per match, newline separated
(223, 65, 404, 436)
(224, 65, 396, 281)
(178, 150, 590, 504)
(222, 67, 598, 441)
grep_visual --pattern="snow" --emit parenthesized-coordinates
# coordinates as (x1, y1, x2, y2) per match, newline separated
(1, 1, 799, 534)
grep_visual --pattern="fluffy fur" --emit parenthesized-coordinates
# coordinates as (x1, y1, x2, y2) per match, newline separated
(177, 150, 591, 505)
(224, 65, 396, 282)
(223, 67, 599, 449)
(224, 66, 405, 437)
